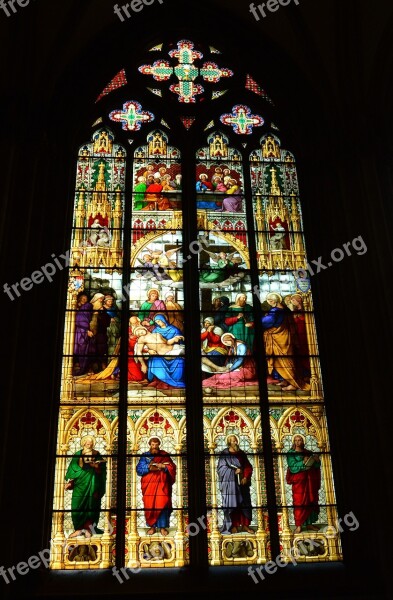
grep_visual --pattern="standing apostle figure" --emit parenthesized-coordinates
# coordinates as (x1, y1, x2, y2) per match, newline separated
(217, 435, 254, 534)
(286, 434, 321, 533)
(136, 437, 177, 536)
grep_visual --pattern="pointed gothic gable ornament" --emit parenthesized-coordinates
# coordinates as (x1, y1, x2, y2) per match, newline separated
(147, 130, 168, 155)
(207, 132, 229, 158)
(92, 129, 114, 154)
(261, 134, 281, 159)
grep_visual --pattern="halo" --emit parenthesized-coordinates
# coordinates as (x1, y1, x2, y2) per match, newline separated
(81, 435, 95, 448)
(147, 288, 160, 298)
(266, 292, 282, 304)
(292, 433, 305, 445)
(221, 332, 235, 346)
(199, 173, 208, 179)
(226, 433, 239, 445)
(148, 436, 161, 445)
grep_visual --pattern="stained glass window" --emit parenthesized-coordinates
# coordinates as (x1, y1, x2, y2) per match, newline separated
(50, 39, 342, 572)
(250, 133, 341, 560)
(96, 69, 128, 103)
(245, 74, 273, 104)
(109, 101, 155, 131)
(139, 40, 233, 103)
(51, 128, 125, 569)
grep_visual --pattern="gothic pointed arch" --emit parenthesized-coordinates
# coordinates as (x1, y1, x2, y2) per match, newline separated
(50, 36, 341, 571)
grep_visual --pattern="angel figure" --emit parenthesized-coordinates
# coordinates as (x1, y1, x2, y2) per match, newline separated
(69, 544, 97, 563)
(142, 540, 172, 561)
(270, 221, 287, 250)
(151, 246, 183, 282)
(86, 219, 111, 247)
(202, 250, 242, 268)
(135, 253, 159, 280)
(200, 249, 244, 284)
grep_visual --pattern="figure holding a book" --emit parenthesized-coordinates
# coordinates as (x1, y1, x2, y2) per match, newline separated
(217, 435, 254, 534)
(286, 434, 321, 533)
(136, 437, 177, 536)
(65, 435, 107, 538)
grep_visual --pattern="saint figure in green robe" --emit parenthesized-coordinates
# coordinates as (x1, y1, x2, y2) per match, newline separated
(65, 435, 107, 538)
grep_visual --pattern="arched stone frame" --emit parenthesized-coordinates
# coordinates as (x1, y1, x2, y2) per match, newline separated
(125, 407, 187, 568)
(272, 406, 341, 561)
(51, 407, 117, 569)
(48, 36, 341, 572)
(203, 407, 268, 565)
(130, 228, 250, 270)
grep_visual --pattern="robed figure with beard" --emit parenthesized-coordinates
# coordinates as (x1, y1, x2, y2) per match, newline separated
(286, 434, 321, 533)
(217, 435, 254, 534)
(136, 437, 177, 536)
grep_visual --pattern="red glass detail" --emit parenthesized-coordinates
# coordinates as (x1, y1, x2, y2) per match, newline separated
(96, 69, 127, 103)
(224, 410, 239, 424)
(180, 116, 196, 130)
(81, 411, 96, 425)
(149, 412, 164, 425)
